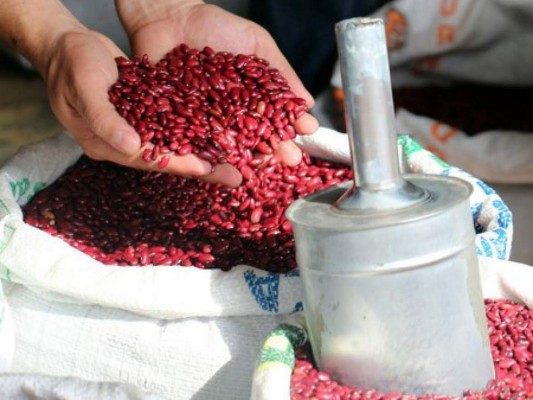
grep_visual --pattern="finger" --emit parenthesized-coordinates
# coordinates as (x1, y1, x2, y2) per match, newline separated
(130, 23, 178, 61)
(74, 73, 141, 156)
(199, 163, 242, 188)
(254, 29, 315, 108)
(275, 141, 302, 167)
(294, 113, 319, 135)
(80, 135, 215, 176)
(163, 152, 214, 177)
(63, 95, 238, 185)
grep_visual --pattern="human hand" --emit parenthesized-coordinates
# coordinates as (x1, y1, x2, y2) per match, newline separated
(116, 0, 319, 170)
(41, 29, 224, 184)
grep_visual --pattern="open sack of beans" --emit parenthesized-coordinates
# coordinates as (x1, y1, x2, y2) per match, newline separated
(330, 0, 533, 185)
(0, 44, 513, 398)
(0, 130, 513, 399)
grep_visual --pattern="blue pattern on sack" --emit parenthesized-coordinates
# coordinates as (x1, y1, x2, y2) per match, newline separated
(244, 270, 280, 312)
(441, 168, 451, 176)
(492, 200, 512, 229)
(476, 180, 496, 195)
(285, 270, 303, 313)
(244, 269, 304, 313)
(477, 236, 494, 258)
(488, 228, 508, 260)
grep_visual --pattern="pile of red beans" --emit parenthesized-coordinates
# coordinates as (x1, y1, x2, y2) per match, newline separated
(291, 299, 533, 400)
(24, 44, 353, 271)
(108, 44, 308, 169)
(23, 155, 350, 270)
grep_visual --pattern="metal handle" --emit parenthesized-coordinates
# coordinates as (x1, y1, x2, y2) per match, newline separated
(334, 18, 427, 211)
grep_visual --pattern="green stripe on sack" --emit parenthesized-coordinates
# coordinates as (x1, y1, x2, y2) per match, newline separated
(32, 181, 46, 195)
(259, 347, 294, 366)
(9, 179, 46, 204)
(398, 134, 449, 168)
(398, 134, 423, 158)
(275, 323, 307, 348)
(0, 225, 15, 256)
(9, 178, 30, 201)
(257, 323, 307, 372)
(0, 199, 9, 215)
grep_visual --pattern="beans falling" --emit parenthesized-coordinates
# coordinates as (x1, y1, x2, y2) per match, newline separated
(292, 299, 533, 400)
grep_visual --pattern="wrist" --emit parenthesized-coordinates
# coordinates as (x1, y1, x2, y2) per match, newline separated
(115, 0, 205, 36)
(0, 0, 86, 76)
(32, 24, 88, 78)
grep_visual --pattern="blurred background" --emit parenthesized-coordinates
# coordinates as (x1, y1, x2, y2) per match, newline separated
(1, 0, 532, 265)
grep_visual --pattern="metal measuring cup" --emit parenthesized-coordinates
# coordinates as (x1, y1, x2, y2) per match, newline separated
(285, 17, 494, 396)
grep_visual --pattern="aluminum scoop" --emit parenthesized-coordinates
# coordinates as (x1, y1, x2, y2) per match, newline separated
(286, 17, 494, 396)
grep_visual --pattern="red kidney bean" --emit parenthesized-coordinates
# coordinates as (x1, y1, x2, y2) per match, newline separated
(135, 121, 146, 133)
(250, 207, 263, 224)
(256, 142, 273, 155)
(177, 144, 192, 155)
(197, 253, 215, 264)
(150, 146, 160, 161)
(244, 117, 258, 131)
(158, 156, 170, 169)
(291, 299, 533, 400)
(142, 149, 152, 162)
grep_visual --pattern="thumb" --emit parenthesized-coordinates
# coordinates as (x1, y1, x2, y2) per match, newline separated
(76, 74, 141, 155)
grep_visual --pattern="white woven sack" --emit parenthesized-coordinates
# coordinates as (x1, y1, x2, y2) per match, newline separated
(0, 282, 14, 372)
(5, 283, 284, 400)
(0, 372, 164, 400)
(0, 128, 512, 399)
(395, 109, 533, 185)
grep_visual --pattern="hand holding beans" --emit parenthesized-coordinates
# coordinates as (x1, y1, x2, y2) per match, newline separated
(109, 41, 316, 186)
(0, 0, 318, 187)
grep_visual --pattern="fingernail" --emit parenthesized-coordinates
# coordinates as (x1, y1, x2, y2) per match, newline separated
(111, 128, 140, 155)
